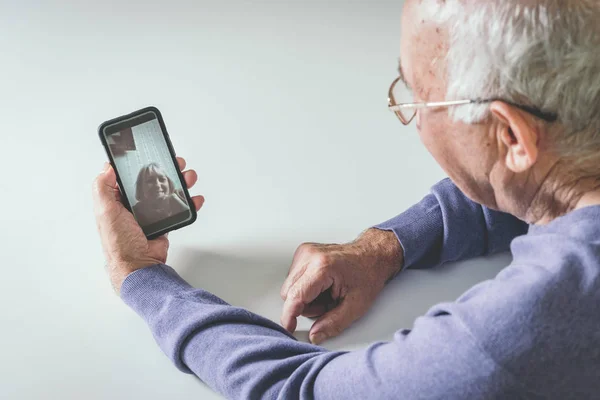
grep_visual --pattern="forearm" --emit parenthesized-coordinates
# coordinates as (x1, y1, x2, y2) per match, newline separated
(121, 264, 338, 398)
(121, 263, 516, 399)
(181, 316, 340, 399)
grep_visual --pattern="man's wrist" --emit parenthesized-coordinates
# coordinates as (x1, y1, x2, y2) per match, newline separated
(110, 259, 161, 295)
(349, 228, 404, 282)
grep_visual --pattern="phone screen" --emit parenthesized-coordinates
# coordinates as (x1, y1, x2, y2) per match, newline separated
(101, 110, 193, 237)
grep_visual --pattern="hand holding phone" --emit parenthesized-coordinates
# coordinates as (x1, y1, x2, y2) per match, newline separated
(92, 157, 203, 293)
(98, 106, 198, 239)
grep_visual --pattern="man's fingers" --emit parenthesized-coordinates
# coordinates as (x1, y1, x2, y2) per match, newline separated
(183, 169, 198, 189)
(301, 290, 336, 318)
(280, 271, 333, 333)
(308, 293, 364, 345)
(280, 244, 318, 300)
(280, 260, 307, 300)
(280, 297, 301, 333)
(301, 303, 328, 318)
(177, 157, 187, 171)
(191, 195, 205, 211)
(177, 163, 203, 210)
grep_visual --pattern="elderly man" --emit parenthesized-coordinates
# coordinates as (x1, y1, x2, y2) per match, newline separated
(93, 0, 600, 398)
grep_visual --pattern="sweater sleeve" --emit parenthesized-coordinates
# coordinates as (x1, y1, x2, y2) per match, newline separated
(120, 264, 522, 400)
(373, 178, 528, 270)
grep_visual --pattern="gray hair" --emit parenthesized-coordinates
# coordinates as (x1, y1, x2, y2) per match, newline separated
(428, 0, 600, 168)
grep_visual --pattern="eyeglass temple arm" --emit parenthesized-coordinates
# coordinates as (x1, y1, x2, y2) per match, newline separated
(388, 99, 474, 111)
(389, 98, 558, 123)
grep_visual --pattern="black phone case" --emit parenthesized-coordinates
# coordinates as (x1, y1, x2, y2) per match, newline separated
(98, 106, 197, 240)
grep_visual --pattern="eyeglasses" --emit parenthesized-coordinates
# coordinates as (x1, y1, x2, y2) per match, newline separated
(388, 76, 558, 125)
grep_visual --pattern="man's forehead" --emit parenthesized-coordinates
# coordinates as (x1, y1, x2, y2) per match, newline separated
(398, 6, 449, 95)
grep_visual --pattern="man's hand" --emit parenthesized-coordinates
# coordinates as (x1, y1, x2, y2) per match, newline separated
(92, 158, 205, 294)
(280, 229, 404, 345)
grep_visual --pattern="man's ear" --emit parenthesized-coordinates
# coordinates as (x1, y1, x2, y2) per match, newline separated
(489, 101, 539, 173)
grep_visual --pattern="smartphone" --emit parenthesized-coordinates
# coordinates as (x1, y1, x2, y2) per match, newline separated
(98, 106, 196, 239)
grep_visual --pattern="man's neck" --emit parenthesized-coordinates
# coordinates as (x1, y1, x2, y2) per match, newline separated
(527, 179, 600, 225)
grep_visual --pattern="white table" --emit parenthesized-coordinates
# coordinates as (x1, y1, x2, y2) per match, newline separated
(0, 1, 511, 398)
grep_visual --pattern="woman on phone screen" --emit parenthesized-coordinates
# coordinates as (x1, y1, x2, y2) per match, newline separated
(132, 162, 188, 227)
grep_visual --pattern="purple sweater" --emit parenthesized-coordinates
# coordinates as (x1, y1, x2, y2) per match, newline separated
(121, 178, 600, 399)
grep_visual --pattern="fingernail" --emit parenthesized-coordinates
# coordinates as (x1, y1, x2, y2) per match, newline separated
(311, 333, 327, 345)
(103, 162, 110, 172)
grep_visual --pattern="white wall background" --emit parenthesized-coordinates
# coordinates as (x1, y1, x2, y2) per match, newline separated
(0, 1, 511, 399)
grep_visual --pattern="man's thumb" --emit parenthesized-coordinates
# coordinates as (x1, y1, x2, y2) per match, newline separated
(308, 296, 363, 345)
(93, 166, 119, 210)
